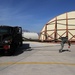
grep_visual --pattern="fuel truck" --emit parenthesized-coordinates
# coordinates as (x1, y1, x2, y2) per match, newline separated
(0, 25, 23, 55)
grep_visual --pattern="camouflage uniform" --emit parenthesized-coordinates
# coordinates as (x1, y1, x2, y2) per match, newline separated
(59, 36, 71, 53)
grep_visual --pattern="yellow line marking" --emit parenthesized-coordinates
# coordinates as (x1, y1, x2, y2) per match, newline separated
(0, 62, 75, 66)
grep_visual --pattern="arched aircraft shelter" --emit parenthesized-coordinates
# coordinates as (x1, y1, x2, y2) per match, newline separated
(39, 11, 75, 43)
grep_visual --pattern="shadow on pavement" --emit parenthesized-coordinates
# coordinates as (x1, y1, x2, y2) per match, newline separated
(0, 43, 32, 56)
(14, 43, 32, 56)
(61, 49, 71, 53)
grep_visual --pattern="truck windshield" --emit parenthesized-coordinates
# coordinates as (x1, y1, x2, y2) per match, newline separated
(0, 28, 11, 33)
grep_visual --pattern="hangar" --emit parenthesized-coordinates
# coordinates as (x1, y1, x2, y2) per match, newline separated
(39, 11, 75, 43)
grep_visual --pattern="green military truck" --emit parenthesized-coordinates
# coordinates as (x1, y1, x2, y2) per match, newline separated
(0, 25, 23, 55)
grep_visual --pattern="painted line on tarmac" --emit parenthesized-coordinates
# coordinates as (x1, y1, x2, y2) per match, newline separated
(0, 62, 75, 66)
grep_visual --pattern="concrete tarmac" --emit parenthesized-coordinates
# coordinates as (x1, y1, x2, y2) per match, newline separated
(0, 41, 75, 75)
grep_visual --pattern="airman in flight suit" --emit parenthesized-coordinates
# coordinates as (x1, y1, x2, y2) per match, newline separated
(59, 36, 71, 53)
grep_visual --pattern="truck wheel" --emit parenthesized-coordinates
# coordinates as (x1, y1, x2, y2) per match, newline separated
(9, 44, 16, 55)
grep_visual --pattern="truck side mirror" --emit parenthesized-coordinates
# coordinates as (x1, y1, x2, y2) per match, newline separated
(18, 27, 22, 34)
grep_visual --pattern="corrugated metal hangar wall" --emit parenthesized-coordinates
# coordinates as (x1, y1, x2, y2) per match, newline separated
(39, 11, 75, 43)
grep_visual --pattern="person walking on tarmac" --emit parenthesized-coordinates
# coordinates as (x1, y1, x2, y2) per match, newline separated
(59, 36, 71, 53)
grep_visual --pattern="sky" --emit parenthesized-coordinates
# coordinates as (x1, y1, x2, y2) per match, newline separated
(0, 0, 75, 33)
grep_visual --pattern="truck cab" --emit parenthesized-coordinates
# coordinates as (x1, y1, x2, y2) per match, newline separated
(0, 26, 22, 55)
